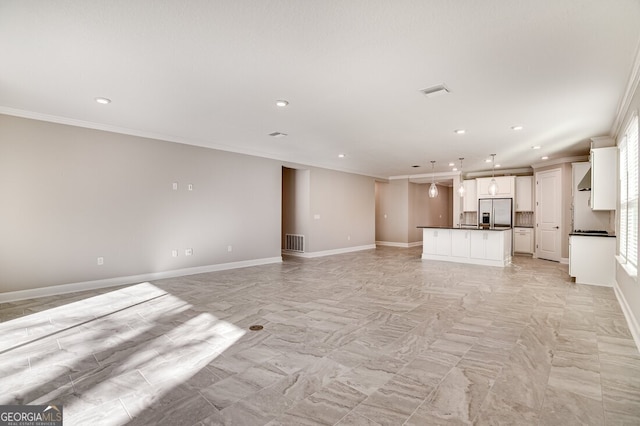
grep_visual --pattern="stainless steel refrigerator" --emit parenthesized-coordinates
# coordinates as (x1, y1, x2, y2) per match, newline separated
(478, 198, 513, 229)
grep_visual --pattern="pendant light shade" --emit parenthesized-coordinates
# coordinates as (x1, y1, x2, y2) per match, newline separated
(488, 154, 499, 196)
(457, 157, 465, 197)
(429, 161, 438, 198)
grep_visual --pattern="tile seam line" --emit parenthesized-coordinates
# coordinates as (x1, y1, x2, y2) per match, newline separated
(0, 292, 169, 356)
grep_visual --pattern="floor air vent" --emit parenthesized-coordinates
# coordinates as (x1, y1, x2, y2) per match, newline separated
(285, 234, 305, 252)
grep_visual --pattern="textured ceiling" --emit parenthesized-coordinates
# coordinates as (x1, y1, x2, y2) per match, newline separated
(2, 1, 640, 178)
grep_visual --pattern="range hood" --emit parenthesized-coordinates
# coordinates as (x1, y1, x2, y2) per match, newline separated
(577, 168, 591, 191)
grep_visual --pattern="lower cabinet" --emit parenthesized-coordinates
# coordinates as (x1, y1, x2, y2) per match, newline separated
(470, 231, 502, 261)
(451, 230, 471, 258)
(422, 228, 511, 267)
(423, 229, 451, 256)
(514, 227, 534, 254)
(569, 235, 616, 286)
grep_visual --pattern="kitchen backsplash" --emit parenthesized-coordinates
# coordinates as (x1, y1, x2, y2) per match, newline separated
(461, 211, 477, 225)
(515, 211, 534, 227)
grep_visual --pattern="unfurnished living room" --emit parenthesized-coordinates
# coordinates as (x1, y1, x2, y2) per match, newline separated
(2, 1, 640, 425)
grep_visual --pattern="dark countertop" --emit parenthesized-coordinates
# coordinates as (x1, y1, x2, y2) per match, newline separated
(417, 226, 512, 231)
(514, 225, 534, 228)
(570, 232, 616, 238)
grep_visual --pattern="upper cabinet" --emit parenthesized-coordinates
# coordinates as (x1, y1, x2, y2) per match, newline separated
(591, 147, 617, 211)
(462, 180, 477, 212)
(477, 176, 515, 198)
(515, 176, 534, 212)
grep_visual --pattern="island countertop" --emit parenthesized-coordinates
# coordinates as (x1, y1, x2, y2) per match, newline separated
(417, 226, 512, 231)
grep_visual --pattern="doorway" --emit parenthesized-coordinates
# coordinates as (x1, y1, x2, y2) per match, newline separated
(535, 168, 562, 261)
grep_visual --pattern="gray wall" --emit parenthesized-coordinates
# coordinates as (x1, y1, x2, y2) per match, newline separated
(0, 114, 375, 295)
(376, 179, 452, 244)
(375, 179, 409, 243)
(307, 167, 375, 252)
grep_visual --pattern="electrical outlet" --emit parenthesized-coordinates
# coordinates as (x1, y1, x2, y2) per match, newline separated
(171, 250, 178, 257)
(97, 257, 104, 266)
(172, 182, 178, 191)
(347, 235, 351, 241)
(185, 248, 193, 256)
(227, 245, 233, 252)
(188, 184, 193, 191)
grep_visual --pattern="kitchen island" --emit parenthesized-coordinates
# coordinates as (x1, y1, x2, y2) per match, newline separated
(418, 226, 512, 267)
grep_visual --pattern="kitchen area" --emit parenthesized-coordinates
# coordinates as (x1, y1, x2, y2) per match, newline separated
(569, 145, 617, 287)
(419, 174, 535, 267)
(413, 142, 618, 288)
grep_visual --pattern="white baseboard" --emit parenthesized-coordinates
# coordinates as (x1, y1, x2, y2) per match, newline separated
(376, 241, 423, 248)
(0, 256, 283, 304)
(283, 244, 376, 258)
(613, 280, 640, 353)
(560, 257, 569, 265)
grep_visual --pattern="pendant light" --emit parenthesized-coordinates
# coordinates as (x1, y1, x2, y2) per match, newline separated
(488, 154, 499, 196)
(457, 157, 465, 197)
(429, 161, 439, 198)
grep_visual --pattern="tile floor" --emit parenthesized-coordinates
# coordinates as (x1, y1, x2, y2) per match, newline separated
(1, 247, 639, 425)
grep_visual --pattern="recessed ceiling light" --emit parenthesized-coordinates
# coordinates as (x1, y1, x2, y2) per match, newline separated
(275, 100, 289, 107)
(495, 164, 501, 168)
(511, 125, 523, 131)
(541, 156, 549, 160)
(448, 162, 455, 166)
(452, 167, 458, 171)
(532, 145, 541, 150)
(95, 97, 111, 104)
(338, 154, 346, 158)
(485, 159, 492, 163)
(454, 129, 466, 135)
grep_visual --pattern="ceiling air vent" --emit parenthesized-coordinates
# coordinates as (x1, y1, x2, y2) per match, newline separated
(268, 132, 288, 138)
(419, 84, 450, 98)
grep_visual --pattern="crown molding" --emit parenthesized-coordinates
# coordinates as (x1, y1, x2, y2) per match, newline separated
(530, 155, 589, 170)
(611, 40, 640, 138)
(0, 107, 387, 180)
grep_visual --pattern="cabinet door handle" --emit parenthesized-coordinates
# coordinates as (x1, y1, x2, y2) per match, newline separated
(553, 226, 559, 229)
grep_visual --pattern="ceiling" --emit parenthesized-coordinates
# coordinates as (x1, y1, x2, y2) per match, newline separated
(2, 1, 640, 179)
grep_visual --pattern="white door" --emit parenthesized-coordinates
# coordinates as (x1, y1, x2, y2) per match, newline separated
(536, 169, 562, 261)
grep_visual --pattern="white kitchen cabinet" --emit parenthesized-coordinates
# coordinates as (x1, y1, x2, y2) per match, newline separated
(569, 235, 616, 286)
(477, 176, 515, 198)
(514, 227, 534, 253)
(422, 229, 451, 256)
(421, 228, 511, 267)
(590, 147, 617, 211)
(470, 230, 504, 261)
(462, 180, 477, 212)
(515, 176, 533, 212)
(451, 229, 471, 258)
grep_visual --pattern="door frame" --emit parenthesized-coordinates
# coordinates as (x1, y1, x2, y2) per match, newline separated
(535, 168, 563, 262)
